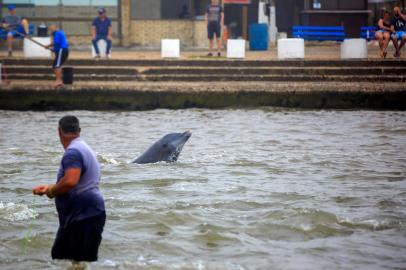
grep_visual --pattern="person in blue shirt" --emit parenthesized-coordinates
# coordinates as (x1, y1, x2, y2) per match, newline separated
(92, 7, 113, 59)
(45, 25, 69, 87)
(1, 5, 30, 57)
(33, 115, 106, 262)
(391, 6, 406, 58)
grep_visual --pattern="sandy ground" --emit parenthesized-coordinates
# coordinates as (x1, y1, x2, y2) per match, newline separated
(1, 41, 406, 60)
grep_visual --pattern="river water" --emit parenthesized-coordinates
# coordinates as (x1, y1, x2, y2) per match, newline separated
(0, 109, 405, 270)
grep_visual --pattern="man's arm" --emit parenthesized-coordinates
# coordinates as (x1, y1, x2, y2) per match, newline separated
(91, 25, 97, 40)
(33, 168, 81, 198)
(108, 25, 113, 40)
(220, 11, 224, 27)
(399, 11, 406, 21)
(205, 12, 208, 26)
(45, 42, 54, 49)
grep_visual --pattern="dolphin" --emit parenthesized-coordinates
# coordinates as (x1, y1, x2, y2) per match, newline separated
(132, 131, 192, 164)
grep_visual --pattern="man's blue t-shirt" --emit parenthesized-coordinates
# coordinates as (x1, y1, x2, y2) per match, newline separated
(55, 138, 105, 229)
(206, 5, 223, 24)
(92, 17, 112, 37)
(52, 30, 69, 52)
(391, 16, 406, 31)
(1, 14, 21, 31)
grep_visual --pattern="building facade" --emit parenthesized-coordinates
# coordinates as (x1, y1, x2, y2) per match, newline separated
(1, 0, 405, 47)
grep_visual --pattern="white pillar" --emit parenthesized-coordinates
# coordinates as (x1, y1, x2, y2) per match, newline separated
(258, 1, 268, 24)
(341, 39, 368, 59)
(269, 0, 278, 45)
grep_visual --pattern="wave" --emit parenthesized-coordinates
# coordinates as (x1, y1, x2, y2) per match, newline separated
(338, 217, 405, 231)
(97, 154, 120, 165)
(0, 202, 38, 222)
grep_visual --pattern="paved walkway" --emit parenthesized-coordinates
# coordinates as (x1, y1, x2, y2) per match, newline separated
(1, 42, 406, 60)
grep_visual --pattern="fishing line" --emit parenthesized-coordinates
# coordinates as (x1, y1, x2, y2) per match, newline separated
(20, 195, 38, 255)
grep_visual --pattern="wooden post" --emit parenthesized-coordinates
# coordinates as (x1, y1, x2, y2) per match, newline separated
(120, 0, 131, 46)
(242, 5, 248, 40)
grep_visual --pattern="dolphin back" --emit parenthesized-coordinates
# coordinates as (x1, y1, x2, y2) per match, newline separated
(132, 131, 191, 164)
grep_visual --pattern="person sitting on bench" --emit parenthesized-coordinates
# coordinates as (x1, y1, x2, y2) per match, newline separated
(1, 5, 29, 57)
(391, 6, 406, 58)
(91, 7, 112, 59)
(375, 11, 395, 58)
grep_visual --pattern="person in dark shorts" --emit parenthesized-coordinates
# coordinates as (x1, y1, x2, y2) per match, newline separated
(1, 5, 30, 57)
(391, 6, 406, 58)
(92, 7, 113, 59)
(375, 11, 394, 58)
(205, 0, 224, 57)
(45, 25, 69, 87)
(33, 116, 106, 262)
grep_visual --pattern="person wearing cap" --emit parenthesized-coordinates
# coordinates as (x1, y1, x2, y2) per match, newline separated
(45, 25, 69, 87)
(1, 5, 30, 57)
(33, 115, 106, 262)
(91, 7, 112, 59)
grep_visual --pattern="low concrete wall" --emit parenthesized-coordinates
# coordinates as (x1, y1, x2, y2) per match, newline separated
(1, 87, 405, 111)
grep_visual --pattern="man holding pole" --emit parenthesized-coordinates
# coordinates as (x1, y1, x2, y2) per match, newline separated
(45, 25, 69, 87)
(205, 0, 224, 57)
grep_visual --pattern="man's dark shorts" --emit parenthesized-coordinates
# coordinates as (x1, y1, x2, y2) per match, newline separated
(208, 22, 221, 39)
(52, 48, 69, 69)
(51, 212, 106, 262)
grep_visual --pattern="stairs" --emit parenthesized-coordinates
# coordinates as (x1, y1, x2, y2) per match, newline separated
(0, 58, 405, 110)
(2, 58, 406, 83)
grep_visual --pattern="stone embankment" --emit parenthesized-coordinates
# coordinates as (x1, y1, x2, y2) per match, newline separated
(0, 58, 405, 110)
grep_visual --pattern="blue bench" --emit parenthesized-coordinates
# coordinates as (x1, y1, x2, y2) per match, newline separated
(360, 26, 377, 41)
(0, 24, 35, 39)
(292, 26, 346, 41)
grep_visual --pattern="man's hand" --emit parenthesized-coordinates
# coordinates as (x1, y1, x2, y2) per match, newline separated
(107, 35, 112, 41)
(33, 184, 56, 199)
(33, 185, 50, 196)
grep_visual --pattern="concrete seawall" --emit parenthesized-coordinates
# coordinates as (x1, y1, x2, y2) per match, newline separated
(1, 58, 405, 111)
(1, 82, 405, 111)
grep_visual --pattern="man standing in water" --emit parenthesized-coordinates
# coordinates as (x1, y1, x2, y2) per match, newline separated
(205, 0, 224, 57)
(33, 116, 105, 262)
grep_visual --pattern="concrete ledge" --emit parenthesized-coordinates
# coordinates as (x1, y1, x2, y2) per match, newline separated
(1, 82, 405, 110)
(2, 58, 406, 68)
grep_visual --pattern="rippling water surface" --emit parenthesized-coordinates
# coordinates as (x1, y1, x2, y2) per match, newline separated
(0, 109, 405, 270)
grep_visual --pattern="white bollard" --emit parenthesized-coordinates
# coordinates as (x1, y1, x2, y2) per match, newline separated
(161, 39, 180, 58)
(341, 39, 368, 59)
(277, 38, 305, 60)
(227, 39, 246, 59)
(23, 37, 52, 58)
(91, 39, 111, 57)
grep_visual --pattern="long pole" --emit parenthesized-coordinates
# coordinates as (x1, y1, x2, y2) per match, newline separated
(15, 31, 50, 50)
